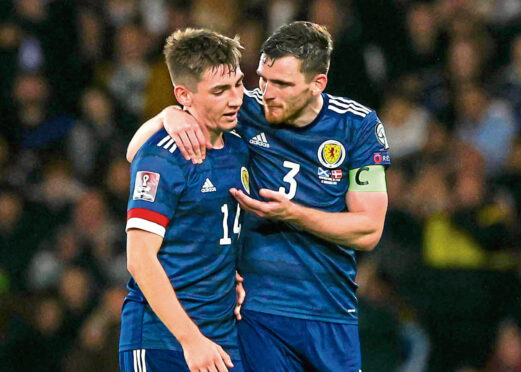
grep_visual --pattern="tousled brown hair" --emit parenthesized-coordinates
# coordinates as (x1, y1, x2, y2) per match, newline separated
(261, 21, 333, 79)
(164, 28, 243, 90)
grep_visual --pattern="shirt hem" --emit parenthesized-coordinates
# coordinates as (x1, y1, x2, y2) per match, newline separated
(242, 305, 358, 324)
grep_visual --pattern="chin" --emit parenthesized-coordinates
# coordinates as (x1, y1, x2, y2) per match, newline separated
(220, 120, 238, 131)
(264, 113, 285, 124)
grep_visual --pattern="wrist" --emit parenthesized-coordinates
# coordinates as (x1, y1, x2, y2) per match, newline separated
(176, 325, 202, 345)
(285, 202, 303, 224)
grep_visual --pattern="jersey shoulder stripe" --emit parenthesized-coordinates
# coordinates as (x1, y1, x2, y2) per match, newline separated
(327, 94, 372, 118)
(155, 134, 178, 153)
(244, 88, 263, 105)
(328, 95, 371, 113)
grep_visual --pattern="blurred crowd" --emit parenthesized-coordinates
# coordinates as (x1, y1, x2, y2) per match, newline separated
(0, 0, 520, 371)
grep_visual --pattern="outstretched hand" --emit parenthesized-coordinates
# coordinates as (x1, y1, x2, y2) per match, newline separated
(229, 188, 296, 221)
(163, 106, 210, 164)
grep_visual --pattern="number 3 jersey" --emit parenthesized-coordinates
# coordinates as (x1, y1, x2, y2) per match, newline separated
(236, 90, 391, 324)
(120, 129, 249, 360)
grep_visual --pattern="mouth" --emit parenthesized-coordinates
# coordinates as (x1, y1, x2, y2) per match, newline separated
(223, 111, 238, 121)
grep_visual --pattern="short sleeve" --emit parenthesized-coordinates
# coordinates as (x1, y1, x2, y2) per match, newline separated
(348, 111, 391, 169)
(126, 152, 186, 237)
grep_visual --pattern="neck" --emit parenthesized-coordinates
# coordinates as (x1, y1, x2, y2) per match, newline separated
(208, 128, 224, 149)
(187, 108, 225, 149)
(290, 94, 323, 127)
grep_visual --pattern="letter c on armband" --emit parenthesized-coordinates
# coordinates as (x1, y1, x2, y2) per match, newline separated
(355, 167, 369, 185)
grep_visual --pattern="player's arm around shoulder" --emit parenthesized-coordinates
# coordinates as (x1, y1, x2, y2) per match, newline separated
(126, 109, 167, 162)
(127, 105, 208, 164)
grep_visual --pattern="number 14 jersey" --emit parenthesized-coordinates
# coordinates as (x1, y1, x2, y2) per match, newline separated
(236, 90, 391, 324)
(120, 129, 249, 360)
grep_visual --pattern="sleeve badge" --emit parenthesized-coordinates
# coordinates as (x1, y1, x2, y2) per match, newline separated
(133, 171, 160, 202)
(375, 122, 390, 150)
(241, 166, 250, 194)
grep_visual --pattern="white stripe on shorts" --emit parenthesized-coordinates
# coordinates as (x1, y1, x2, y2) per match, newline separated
(141, 349, 147, 372)
(133, 350, 139, 372)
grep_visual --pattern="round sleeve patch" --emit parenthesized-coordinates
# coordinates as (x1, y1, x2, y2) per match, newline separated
(375, 122, 389, 150)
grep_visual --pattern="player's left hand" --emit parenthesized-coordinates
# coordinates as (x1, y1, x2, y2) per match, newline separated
(230, 188, 295, 221)
(235, 272, 245, 320)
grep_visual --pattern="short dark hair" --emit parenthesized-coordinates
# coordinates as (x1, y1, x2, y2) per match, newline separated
(164, 28, 243, 90)
(261, 21, 333, 78)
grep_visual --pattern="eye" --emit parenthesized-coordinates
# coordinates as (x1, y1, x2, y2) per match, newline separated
(213, 90, 224, 96)
(275, 81, 290, 88)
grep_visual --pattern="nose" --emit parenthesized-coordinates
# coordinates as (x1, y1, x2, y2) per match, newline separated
(263, 81, 275, 100)
(229, 86, 243, 107)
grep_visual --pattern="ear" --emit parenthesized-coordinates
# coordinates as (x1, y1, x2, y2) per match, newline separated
(173, 85, 193, 107)
(311, 74, 328, 96)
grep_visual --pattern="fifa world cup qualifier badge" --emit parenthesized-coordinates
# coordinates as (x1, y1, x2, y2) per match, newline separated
(133, 171, 160, 202)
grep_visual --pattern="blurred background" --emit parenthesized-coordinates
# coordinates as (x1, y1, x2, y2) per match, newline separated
(0, 0, 520, 371)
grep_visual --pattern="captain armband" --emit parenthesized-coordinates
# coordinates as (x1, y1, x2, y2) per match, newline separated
(348, 165, 387, 192)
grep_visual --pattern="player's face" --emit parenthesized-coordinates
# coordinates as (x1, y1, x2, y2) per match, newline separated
(191, 65, 244, 133)
(257, 54, 315, 124)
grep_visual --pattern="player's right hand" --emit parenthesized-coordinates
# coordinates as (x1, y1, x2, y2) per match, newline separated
(182, 333, 234, 372)
(163, 105, 209, 164)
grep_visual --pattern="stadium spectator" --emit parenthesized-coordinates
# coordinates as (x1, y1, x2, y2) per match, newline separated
(95, 22, 151, 120)
(483, 319, 521, 372)
(66, 87, 124, 183)
(403, 1, 444, 73)
(380, 91, 432, 159)
(454, 83, 517, 174)
(495, 33, 521, 128)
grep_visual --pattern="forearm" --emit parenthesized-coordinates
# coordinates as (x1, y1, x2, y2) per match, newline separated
(126, 109, 168, 162)
(129, 254, 200, 343)
(286, 204, 383, 250)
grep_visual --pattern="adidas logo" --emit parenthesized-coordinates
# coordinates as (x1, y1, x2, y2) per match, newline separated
(249, 133, 270, 148)
(201, 178, 216, 193)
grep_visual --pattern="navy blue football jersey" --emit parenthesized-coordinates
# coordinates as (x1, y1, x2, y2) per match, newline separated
(120, 129, 249, 360)
(235, 89, 391, 324)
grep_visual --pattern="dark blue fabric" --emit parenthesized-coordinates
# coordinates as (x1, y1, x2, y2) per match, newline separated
(119, 349, 244, 372)
(236, 90, 390, 324)
(238, 310, 361, 372)
(120, 129, 248, 360)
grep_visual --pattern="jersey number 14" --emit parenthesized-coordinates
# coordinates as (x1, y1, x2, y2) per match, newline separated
(220, 204, 241, 245)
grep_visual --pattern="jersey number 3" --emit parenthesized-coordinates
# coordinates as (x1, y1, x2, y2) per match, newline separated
(279, 161, 300, 200)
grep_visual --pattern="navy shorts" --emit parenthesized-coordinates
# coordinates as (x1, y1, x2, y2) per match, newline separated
(237, 309, 361, 372)
(119, 349, 244, 372)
